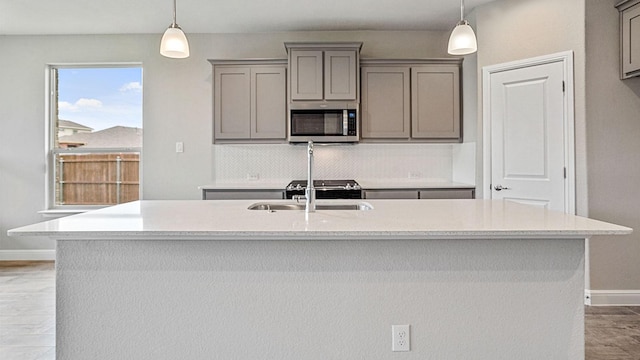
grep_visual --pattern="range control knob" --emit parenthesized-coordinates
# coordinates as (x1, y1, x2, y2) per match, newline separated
(296, 184, 303, 190)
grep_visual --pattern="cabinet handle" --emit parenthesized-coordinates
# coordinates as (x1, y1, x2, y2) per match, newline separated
(494, 185, 510, 191)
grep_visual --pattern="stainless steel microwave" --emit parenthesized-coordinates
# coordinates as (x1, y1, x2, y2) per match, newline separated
(288, 102, 359, 143)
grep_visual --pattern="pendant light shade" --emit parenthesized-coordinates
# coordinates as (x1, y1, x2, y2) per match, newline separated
(160, 0, 190, 58)
(447, 0, 477, 55)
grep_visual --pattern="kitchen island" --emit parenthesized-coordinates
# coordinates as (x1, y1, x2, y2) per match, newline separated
(8, 200, 631, 360)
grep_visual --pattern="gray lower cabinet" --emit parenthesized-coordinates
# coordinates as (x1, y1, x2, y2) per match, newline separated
(364, 188, 475, 200)
(617, 0, 640, 78)
(203, 190, 284, 200)
(363, 190, 418, 199)
(204, 188, 474, 200)
(419, 189, 475, 199)
(211, 60, 287, 142)
(360, 59, 462, 142)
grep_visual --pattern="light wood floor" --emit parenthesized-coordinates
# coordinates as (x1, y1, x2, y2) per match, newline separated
(1, 261, 639, 359)
(585, 305, 640, 359)
(0, 261, 55, 360)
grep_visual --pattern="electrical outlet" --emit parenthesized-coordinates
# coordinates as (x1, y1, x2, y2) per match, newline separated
(408, 172, 420, 179)
(392, 325, 410, 352)
(246, 173, 260, 181)
(175, 142, 184, 153)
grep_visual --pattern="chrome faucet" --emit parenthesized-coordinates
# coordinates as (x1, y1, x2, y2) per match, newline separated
(305, 140, 316, 213)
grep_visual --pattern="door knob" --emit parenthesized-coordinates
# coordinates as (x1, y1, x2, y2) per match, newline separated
(494, 185, 510, 191)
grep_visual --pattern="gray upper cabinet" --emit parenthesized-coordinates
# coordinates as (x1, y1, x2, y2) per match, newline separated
(360, 59, 462, 142)
(211, 60, 287, 143)
(286, 42, 362, 102)
(324, 50, 358, 100)
(411, 65, 460, 140)
(361, 66, 410, 138)
(617, 0, 640, 79)
(251, 67, 287, 139)
(214, 66, 251, 139)
(290, 50, 324, 100)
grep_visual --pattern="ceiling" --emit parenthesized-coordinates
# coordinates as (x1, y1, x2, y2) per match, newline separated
(0, 0, 495, 35)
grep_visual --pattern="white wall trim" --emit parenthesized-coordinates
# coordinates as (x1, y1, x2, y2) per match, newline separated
(585, 290, 640, 306)
(0, 250, 55, 261)
(481, 50, 576, 215)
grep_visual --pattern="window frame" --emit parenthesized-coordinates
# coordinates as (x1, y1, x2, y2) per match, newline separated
(46, 63, 143, 211)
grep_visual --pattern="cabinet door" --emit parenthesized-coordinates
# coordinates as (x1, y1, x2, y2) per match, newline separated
(251, 67, 287, 139)
(621, 2, 640, 78)
(290, 50, 324, 100)
(214, 67, 251, 140)
(361, 66, 410, 138)
(411, 66, 461, 140)
(324, 50, 357, 100)
(363, 190, 419, 199)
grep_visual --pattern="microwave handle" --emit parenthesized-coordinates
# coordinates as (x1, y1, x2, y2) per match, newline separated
(343, 110, 348, 136)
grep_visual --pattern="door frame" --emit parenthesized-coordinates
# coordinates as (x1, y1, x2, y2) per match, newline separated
(481, 51, 576, 214)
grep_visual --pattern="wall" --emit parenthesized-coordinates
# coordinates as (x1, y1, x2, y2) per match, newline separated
(0, 30, 471, 256)
(473, 0, 640, 298)
(472, 0, 587, 212)
(0, 35, 159, 256)
(585, 0, 640, 295)
(453, 12, 478, 185)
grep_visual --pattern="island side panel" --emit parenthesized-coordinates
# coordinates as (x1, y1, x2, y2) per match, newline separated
(56, 238, 585, 360)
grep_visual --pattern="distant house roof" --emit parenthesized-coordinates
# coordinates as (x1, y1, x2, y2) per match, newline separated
(59, 126, 142, 148)
(58, 119, 93, 132)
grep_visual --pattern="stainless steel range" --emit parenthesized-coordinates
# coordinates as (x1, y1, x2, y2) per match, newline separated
(285, 180, 362, 199)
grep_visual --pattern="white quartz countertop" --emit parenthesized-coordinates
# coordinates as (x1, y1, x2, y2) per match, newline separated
(8, 200, 631, 240)
(198, 180, 475, 190)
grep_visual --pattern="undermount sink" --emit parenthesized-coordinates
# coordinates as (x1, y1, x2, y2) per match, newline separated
(248, 202, 373, 211)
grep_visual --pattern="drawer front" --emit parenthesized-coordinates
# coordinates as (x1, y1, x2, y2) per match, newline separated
(363, 190, 419, 199)
(419, 189, 475, 199)
(203, 190, 284, 200)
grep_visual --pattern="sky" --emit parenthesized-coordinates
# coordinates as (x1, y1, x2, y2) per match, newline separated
(57, 67, 143, 132)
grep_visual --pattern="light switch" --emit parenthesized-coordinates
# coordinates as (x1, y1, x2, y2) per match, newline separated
(175, 142, 184, 153)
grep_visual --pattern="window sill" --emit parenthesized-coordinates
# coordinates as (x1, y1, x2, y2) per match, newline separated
(38, 209, 95, 219)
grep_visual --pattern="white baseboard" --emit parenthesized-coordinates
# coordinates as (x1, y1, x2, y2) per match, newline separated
(0, 250, 55, 261)
(585, 289, 640, 306)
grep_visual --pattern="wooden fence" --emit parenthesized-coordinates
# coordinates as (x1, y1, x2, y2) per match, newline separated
(55, 153, 140, 205)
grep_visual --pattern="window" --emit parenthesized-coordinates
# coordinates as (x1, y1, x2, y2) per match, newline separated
(48, 65, 143, 209)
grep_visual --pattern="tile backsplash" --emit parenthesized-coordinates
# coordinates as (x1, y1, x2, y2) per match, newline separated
(212, 143, 453, 183)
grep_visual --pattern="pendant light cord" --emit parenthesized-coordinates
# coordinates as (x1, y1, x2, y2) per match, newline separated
(172, 0, 177, 27)
(460, 0, 464, 21)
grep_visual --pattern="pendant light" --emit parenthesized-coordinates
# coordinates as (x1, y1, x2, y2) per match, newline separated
(160, 0, 190, 58)
(447, 0, 477, 56)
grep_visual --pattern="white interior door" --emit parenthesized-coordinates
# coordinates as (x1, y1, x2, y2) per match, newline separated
(487, 58, 570, 212)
